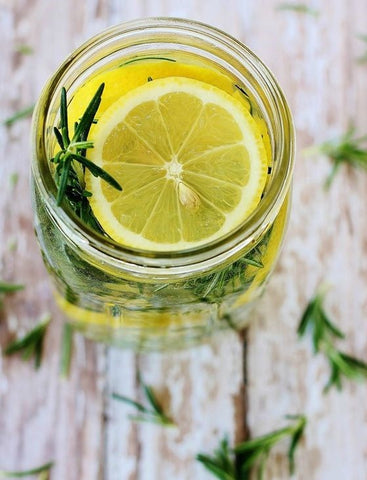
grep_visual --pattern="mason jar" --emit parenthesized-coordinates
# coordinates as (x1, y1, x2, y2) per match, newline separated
(31, 18, 294, 351)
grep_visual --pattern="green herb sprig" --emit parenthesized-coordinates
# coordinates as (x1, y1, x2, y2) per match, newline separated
(59, 322, 73, 378)
(197, 415, 307, 480)
(276, 2, 319, 16)
(305, 127, 367, 188)
(298, 287, 367, 392)
(3, 105, 35, 126)
(356, 34, 367, 63)
(51, 84, 122, 231)
(0, 461, 53, 479)
(15, 44, 34, 55)
(4, 314, 51, 369)
(112, 377, 175, 427)
(184, 228, 270, 303)
(0, 281, 24, 309)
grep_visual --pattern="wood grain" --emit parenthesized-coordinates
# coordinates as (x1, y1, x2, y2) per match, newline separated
(0, 1, 366, 479)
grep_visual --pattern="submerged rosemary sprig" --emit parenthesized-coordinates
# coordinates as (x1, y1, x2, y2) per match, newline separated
(276, 2, 319, 16)
(185, 227, 271, 303)
(59, 322, 74, 378)
(305, 127, 367, 188)
(51, 83, 122, 232)
(4, 314, 51, 369)
(112, 376, 175, 427)
(0, 461, 53, 478)
(197, 415, 307, 480)
(298, 287, 367, 392)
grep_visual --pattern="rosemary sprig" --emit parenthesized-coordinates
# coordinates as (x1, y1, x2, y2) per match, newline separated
(298, 287, 367, 392)
(305, 127, 367, 189)
(356, 34, 367, 64)
(0, 281, 24, 309)
(4, 314, 51, 369)
(112, 377, 175, 427)
(3, 105, 35, 126)
(185, 228, 271, 303)
(15, 44, 34, 55)
(51, 84, 122, 231)
(0, 461, 53, 478)
(59, 322, 73, 378)
(197, 415, 307, 480)
(276, 2, 319, 16)
(197, 438, 236, 480)
(9, 173, 19, 189)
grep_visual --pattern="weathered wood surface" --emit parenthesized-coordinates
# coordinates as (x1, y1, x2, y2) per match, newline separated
(0, 1, 366, 479)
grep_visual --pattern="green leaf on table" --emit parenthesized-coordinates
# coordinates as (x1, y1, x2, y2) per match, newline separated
(0, 461, 53, 478)
(9, 173, 19, 189)
(3, 105, 35, 126)
(298, 287, 367, 392)
(0, 281, 24, 310)
(112, 376, 175, 427)
(15, 44, 34, 55)
(4, 314, 51, 369)
(276, 2, 319, 16)
(197, 415, 307, 480)
(356, 34, 367, 63)
(304, 126, 367, 188)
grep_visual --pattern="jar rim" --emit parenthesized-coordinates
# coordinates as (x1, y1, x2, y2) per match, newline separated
(32, 17, 295, 274)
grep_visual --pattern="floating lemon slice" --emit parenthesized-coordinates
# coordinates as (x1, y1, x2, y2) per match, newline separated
(86, 76, 267, 251)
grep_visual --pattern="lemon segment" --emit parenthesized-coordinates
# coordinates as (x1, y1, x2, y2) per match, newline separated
(85, 76, 267, 251)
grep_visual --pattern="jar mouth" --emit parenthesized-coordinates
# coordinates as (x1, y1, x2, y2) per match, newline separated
(32, 17, 294, 272)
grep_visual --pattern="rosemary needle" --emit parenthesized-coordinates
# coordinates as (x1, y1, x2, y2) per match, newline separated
(276, 2, 320, 16)
(3, 105, 35, 126)
(113, 376, 175, 427)
(0, 461, 53, 478)
(5, 314, 51, 369)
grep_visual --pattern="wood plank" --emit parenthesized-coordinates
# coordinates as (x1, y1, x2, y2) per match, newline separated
(246, 1, 367, 479)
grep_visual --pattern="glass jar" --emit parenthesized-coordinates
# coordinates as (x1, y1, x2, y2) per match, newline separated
(31, 18, 294, 351)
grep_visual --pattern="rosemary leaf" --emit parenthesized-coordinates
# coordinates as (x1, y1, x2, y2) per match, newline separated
(60, 322, 73, 378)
(69, 153, 122, 191)
(60, 87, 70, 147)
(112, 377, 175, 427)
(3, 105, 34, 126)
(306, 127, 367, 188)
(276, 2, 319, 16)
(356, 34, 367, 63)
(72, 82, 105, 141)
(5, 314, 51, 369)
(298, 287, 367, 391)
(15, 44, 34, 55)
(0, 282, 24, 294)
(9, 173, 19, 189)
(0, 461, 53, 478)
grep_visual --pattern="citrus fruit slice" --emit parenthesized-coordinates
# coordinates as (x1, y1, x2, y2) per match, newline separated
(86, 76, 267, 251)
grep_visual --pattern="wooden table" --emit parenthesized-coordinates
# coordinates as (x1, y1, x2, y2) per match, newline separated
(1, 1, 366, 478)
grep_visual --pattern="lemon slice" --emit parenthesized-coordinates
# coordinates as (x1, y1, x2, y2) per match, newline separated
(86, 76, 267, 251)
